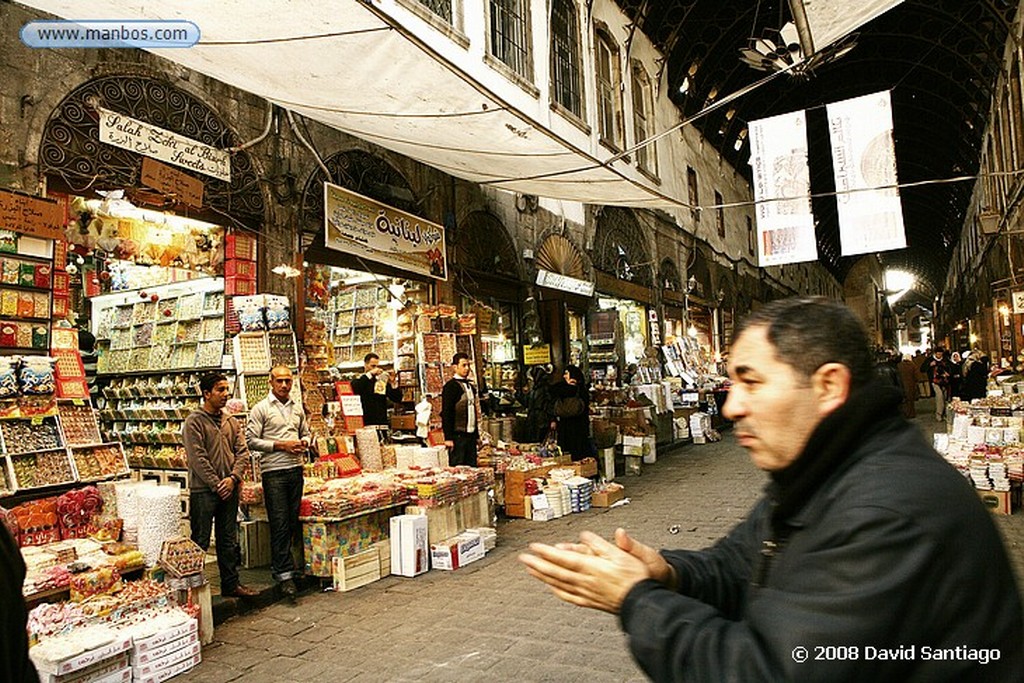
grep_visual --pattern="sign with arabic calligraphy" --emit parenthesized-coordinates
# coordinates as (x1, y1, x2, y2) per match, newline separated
(324, 182, 447, 280)
(98, 107, 230, 182)
(141, 157, 204, 206)
(0, 188, 64, 240)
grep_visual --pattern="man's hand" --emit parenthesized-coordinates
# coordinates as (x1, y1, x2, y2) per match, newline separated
(444, 440, 454, 449)
(613, 528, 676, 588)
(518, 530, 654, 614)
(216, 476, 235, 500)
(275, 440, 307, 455)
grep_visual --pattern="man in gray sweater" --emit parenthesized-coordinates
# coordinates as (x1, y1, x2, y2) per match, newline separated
(246, 365, 310, 602)
(183, 372, 256, 598)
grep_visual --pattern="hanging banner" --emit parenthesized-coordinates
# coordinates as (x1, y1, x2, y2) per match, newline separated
(324, 182, 447, 280)
(827, 91, 906, 257)
(98, 107, 231, 182)
(799, 1, 905, 55)
(748, 110, 818, 266)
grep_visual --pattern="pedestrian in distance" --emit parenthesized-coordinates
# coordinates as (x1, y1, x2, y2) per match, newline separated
(520, 297, 1022, 682)
(246, 365, 311, 603)
(549, 364, 590, 461)
(183, 372, 257, 599)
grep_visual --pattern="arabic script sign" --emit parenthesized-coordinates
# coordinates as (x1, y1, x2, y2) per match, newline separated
(99, 107, 230, 182)
(0, 188, 64, 240)
(324, 182, 447, 280)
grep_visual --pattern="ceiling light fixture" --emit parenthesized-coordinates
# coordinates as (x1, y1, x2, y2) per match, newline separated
(739, 22, 857, 77)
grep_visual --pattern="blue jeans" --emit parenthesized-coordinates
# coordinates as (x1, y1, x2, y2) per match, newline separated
(190, 488, 240, 593)
(262, 467, 304, 582)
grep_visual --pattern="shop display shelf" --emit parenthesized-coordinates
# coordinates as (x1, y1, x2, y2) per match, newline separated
(8, 447, 76, 490)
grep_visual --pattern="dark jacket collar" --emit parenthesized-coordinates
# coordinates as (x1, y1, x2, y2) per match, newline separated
(769, 379, 904, 532)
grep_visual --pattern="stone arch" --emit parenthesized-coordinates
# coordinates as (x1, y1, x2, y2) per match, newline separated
(299, 149, 418, 248)
(659, 257, 681, 292)
(456, 211, 521, 280)
(593, 207, 652, 287)
(39, 75, 265, 225)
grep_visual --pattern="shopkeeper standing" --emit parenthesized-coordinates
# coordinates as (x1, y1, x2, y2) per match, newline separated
(246, 365, 310, 603)
(442, 352, 478, 467)
(183, 373, 256, 599)
(351, 353, 403, 427)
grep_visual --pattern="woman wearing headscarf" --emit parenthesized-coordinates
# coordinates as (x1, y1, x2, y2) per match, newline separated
(550, 364, 590, 461)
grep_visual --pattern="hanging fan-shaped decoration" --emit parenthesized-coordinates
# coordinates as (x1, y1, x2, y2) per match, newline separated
(536, 234, 585, 279)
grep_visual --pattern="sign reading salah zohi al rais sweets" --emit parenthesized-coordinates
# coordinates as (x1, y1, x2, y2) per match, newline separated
(324, 182, 447, 281)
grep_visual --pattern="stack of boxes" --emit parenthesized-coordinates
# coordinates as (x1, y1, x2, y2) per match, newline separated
(223, 231, 257, 333)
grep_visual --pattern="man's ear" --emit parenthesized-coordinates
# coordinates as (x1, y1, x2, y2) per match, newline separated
(812, 363, 852, 415)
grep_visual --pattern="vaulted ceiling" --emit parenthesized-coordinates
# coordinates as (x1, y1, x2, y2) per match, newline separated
(616, 0, 1017, 297)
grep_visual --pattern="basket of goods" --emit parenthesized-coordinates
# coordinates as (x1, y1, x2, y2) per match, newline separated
(158, 536, 206, 578)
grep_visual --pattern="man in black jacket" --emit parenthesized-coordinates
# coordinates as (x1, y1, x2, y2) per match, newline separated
(521, 297, 1023, 682)
(1, 520, 37, 682)
(441, 352, 478, 466)
(350, 353, 403, 427)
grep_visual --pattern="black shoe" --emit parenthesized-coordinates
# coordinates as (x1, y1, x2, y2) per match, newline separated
(222, 584, 259, 598)
(280, 578, 297, 603)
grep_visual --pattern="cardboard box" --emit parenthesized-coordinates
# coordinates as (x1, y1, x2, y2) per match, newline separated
(332, 547, 382, 591)
(389, 514, 429, 577)
(240, 520, 271, 568)
(32, 632, 134, 676)
(430, 530, 485, 570)
(573, 458, 598, 478)
(225, 232, 257, 260)
(978, 489, 1012, 515)
(592, 488, 626, 507)
(132, 616, 199, 653)
(130, 632, 199, 665)
(622, 435, 645, 457)
(41, 653, 129, 683)
(131, 641, 200, 677)
(643, 436, 657, 464)
(134, 652, 200, 683)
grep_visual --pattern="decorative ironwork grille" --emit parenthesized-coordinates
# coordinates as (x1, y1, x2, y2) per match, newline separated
(456, 211, 520, 279)
(551, 0, 583, 116)
(660, 258, 681, 292)
(300, 150, 417, 248)
(490, 0, 530, 78)
(417, 0, 452, 23)
(594, 207, 652, 287)
(40, 76, 264, 224)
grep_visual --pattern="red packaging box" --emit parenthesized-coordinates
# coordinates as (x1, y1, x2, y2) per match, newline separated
(52, 295, 68, 318)
(225, 233, 257, 260)
(52, 271, 69, 295)
(34, 263, 52, 289)
(225, 259, 257, 278)
(225, 276, 256, 296)
(53, 240, 68, 270)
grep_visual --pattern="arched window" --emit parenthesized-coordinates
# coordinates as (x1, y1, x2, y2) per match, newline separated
(631, 62, 656, 174)
(594, 27, 622, 148)
(550, 0, 583, 118)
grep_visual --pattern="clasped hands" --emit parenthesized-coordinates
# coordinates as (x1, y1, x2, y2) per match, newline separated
(518, 528, 675, 614)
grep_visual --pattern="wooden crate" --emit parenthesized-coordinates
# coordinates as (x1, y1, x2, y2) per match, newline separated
(332, 548, 381, 592)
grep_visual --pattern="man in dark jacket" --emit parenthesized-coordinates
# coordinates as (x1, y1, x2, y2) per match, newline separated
(184, 372, 257, 598)
(1, 520, 36, 682)
(521, 297, 1022, 682)
(350, 353, 403, 427)
(441, 352, 478, 466)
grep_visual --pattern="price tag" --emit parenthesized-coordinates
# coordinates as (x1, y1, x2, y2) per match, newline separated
(31, 416, 43, 426)
(71, 399, 85, 406)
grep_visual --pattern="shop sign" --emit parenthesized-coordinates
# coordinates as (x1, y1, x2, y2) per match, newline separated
(98, 108, 231, 182)
(0, 189, 64, 240)
(324, 182, 447, 280)
(536, 268, 594, 296)
(141, 158, 204, 207)
(1012, 291, 1024, 315)
(522, 344, 551, 365)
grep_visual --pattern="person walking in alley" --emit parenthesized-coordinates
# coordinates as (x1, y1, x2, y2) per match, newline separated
(520, 297, 1022, 682)
(246, 365, 311, 602)
(921, 347, 952, 421)
(184, 373, 257, 599)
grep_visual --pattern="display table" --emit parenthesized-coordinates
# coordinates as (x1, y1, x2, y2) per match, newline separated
(301, 504, 406, 578)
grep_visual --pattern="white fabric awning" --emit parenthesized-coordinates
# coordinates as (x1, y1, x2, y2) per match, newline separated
(17, 1, 903, 210)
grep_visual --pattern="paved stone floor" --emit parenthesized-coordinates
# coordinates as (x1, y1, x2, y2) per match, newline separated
(178, 400, 1024, 682)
